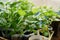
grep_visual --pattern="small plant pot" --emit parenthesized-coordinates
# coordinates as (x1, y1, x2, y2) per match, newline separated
(11, 34, 22, 40)
(2, 29, 12, 40)
(22, 30, 34, 40)
(29, 35, 41, 40)
(37, 29, 54, 40)
(29, 29, 54, 40)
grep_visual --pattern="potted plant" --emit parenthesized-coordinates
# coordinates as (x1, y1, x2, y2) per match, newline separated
(22, 15, 39, 40)
(29, 6, 60, 40)
(0, 0, 60, 40)
(0, 0, 35, 40)
(38, 6, 60, 40)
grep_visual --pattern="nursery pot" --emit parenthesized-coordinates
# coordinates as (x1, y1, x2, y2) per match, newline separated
(2, 29, 12, 40)
(11, 34, 22, 40)
(29, 35, 41, 40)
(29, 30, 40, 40)
(29, 29, 54, 40)
(22, 30, 34, 40)
(37, 29, 54, 40)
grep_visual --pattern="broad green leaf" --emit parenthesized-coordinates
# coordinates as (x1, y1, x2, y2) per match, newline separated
(43, 31, 49, 37)
(18, 10, 26, 16)
(32, 7, 39, 14)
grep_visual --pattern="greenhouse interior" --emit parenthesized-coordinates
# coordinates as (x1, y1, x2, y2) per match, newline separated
(0, 0, 60, 40)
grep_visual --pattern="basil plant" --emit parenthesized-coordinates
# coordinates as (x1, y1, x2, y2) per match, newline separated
(33, 6, 60, 37)
(0, 0, 60, 37)
(0, 0, 34, 35)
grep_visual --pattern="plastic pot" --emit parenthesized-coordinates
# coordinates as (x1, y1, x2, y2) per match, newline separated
(22, 30, 34, 40)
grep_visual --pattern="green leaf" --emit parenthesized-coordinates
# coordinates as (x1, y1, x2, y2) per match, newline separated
(18, 10, 26, 16)
(32, 7, 39, 14)
(0, 2, 4, 5)
(43, 31, 49, 37)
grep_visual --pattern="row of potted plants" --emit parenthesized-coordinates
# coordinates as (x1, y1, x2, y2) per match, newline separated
(0, 0, 60, 40)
